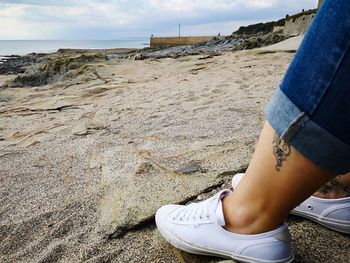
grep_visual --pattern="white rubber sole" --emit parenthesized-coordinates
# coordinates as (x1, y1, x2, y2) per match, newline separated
(290, 210, 350, 234)
(156, 216, 294, 263)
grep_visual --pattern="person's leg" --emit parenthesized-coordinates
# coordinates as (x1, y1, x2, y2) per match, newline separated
(223, 0, 350, 235)
(313, 172, 350, 199)
(222, 122, 334, 235)
(340, 173, 350, 186)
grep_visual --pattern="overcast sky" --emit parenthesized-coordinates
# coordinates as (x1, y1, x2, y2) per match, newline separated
(0, 0, 317, 40)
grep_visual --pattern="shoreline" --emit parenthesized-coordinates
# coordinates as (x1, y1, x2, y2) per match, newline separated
(0, 47, 145, 57)
(0, 39, 149, 57)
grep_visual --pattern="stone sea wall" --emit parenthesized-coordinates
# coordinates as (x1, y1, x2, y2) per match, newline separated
(150, 36, 226, 47)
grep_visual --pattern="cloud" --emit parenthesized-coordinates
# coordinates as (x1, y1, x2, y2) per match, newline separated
(0, 5, 48, 38)
(147, 0, 278, 12)
(0, 0, 318, 39)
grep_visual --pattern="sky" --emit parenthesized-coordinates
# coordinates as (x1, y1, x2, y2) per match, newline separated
(0, 0, 317, 40)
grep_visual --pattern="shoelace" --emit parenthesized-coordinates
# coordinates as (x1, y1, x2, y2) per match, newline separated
(172, 195, 215, 222)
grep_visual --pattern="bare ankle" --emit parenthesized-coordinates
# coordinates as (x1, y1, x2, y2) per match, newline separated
(222, 194, 278, 235)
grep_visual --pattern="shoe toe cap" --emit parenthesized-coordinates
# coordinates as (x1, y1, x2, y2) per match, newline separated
(155, 204, 181, 228)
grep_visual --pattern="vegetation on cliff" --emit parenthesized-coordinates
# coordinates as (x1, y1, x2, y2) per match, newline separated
(234, 19, 286, 35)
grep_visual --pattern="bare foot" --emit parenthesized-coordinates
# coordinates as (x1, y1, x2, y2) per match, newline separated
(313, 175, 350, 199)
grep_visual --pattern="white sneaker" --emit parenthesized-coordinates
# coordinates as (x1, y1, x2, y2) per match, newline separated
(231, 173, 350, 234)
(291, 196, 350, 234)
(156, 189, 294, 263)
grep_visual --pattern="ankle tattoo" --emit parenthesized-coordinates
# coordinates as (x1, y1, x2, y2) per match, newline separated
(318, 177, 350, 197)
(272, 132, 291, 172)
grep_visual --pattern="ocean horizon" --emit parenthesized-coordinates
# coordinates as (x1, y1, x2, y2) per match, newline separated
(0, 38, 149, 56)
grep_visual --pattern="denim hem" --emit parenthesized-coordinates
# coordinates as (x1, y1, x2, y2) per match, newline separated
(265, 87, 350, 174)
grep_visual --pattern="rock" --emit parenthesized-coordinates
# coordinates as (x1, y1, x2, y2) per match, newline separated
(132, 53, 146, 60)
(72, 121, 88, 136)
(98, 147, 226, 238)
(232, 32, 288, 51)
(0, 93, 13, 103)
(0, 53, 46, 75)
(6, 69, 49, 87)
(175, 161, 206, 174)
(107, 53, 129, 59)
(89, 156, 102, 169)
(6, 53, 106, 87)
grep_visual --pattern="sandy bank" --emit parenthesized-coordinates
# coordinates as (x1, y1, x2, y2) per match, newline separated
(259, 35, 304, 52)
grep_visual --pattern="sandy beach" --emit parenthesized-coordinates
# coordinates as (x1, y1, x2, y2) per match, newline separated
(1, 39, 349, 263)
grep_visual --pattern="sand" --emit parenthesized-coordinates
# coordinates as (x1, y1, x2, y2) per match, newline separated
(0, 44, 349, 263)
(259, 35, 304, 52)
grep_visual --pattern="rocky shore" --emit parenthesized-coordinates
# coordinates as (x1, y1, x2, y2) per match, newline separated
(1, 16, 349, 263)
(0, 20, 289, 89)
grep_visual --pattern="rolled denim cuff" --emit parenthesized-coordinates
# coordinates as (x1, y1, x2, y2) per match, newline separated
(265, 87, 350, 174)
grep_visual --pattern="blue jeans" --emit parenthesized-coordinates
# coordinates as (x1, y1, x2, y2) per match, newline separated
(265, 0, 350, 174)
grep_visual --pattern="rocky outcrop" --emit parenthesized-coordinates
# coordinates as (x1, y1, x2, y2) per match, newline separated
(3, 30, 288, 87)
(0, 54, 46, 75)
(5, 53, 106, 87)
(234, 19, 285, 35)
(231, 32, 287, 50)
(125, 32, 287, 60)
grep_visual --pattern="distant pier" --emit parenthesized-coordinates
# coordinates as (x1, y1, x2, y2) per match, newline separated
(150, 36, 226, 47)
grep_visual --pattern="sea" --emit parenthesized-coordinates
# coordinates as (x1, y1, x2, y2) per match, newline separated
(0, 38, 149, 57)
